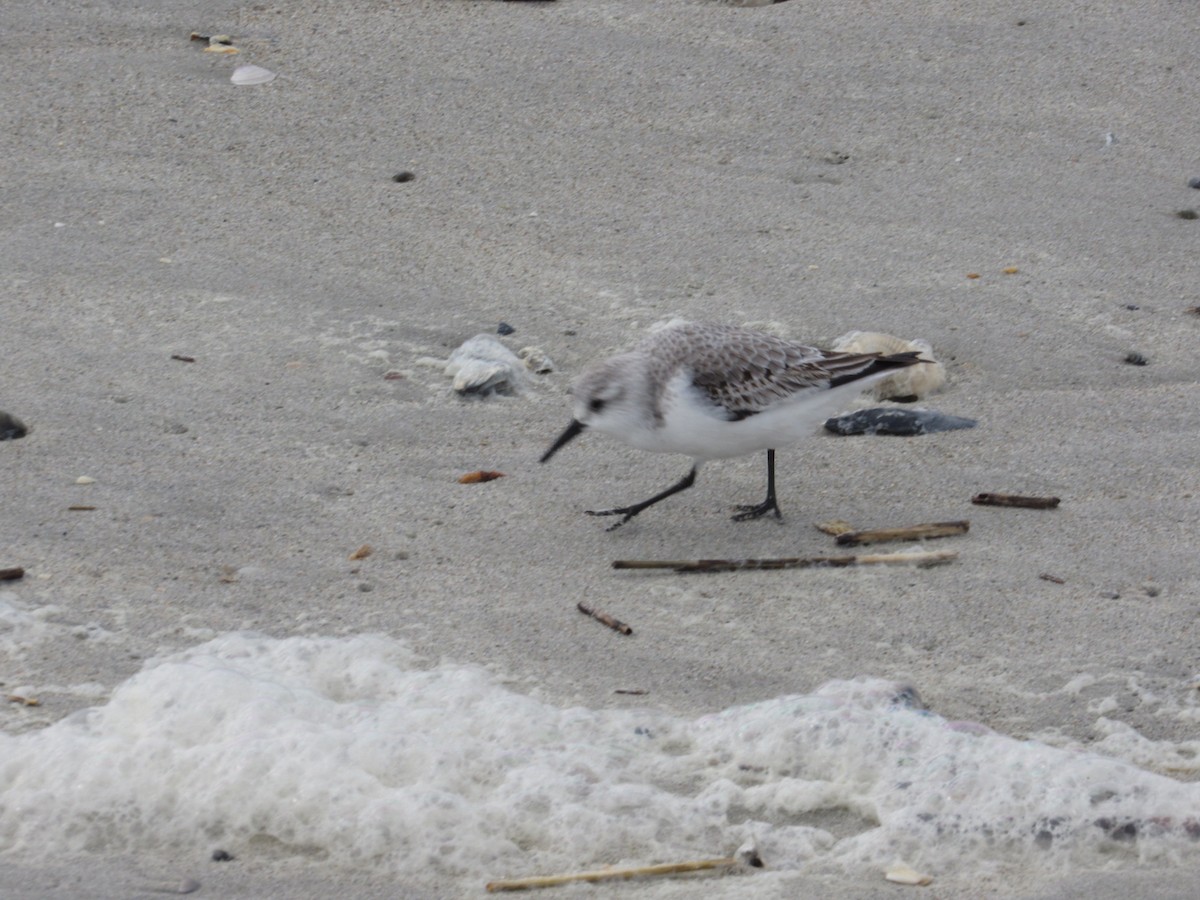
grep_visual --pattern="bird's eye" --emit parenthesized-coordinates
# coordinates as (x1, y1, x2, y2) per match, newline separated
(589, 398, 606, 413)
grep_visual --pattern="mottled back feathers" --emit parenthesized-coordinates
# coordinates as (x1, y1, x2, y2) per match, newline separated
(633, 322, 919, 421)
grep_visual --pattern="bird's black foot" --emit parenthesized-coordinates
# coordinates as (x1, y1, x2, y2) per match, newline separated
(731, 497, 782, 522)
(583, 467, 699, 531)
(585, 506, 638, 531)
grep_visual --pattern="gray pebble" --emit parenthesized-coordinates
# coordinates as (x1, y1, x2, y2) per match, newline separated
(497, 322, 515, 336)
(1189, 176, 1200, 189)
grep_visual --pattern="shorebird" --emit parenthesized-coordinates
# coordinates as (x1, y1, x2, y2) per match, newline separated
(541, 321, 923, 528)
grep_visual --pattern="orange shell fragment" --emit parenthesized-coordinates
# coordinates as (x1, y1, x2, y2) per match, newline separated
(458, 470, 505, 484)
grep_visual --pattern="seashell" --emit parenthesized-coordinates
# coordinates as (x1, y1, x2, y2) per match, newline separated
(458, 470, 505, 484)
(231, 65, 276, 86)
(75, 476, 96, 485)
(884, 862, 933, 886)
(832, 331, 946, 400)
(444, 335, 529, 396)
(517, 346, 554, 374)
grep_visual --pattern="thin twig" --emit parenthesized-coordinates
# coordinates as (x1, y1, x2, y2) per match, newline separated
(972, 492, 1060, 509)
(612, 549, 957, 574)
(835, 520, 969, 546)
(487, 855, 741, 892)
(577, 602, 632, 635)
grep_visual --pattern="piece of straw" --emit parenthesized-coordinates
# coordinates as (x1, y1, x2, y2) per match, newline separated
(835, 520, 969, 546)
(487, 854, 750, 892)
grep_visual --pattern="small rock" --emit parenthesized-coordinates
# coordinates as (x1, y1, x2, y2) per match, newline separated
(1189, 176, 1200, 190)
(1124, 351, 1149, 366)
(211, 849, 234, 862)
(0, 411, 27, 440)
(1143, 583, 1162, 598)
(497, 322, 515, 336)
(825, 408, 977, 436)
(392, 171, 415, 183)
(75, 476, 96, 485)
(1176, 209, 1199, 220)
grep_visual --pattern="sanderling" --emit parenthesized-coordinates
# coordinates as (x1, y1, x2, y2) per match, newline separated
(541, 321, 924, 529)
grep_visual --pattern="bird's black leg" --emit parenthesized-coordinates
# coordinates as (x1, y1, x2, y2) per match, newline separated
(586, 467, 698, 530)
(732, 449, 782, 521)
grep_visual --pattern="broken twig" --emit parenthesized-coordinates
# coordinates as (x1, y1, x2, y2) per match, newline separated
(1039, 573, 1066, 584)
(577, 602, 632, 635)
(0, 566, 24, 581)
(612, 549, 957, 574)
(836, 520, 969, 546)
(487, 850, 758, 892)
(972, 492, 1060, 509)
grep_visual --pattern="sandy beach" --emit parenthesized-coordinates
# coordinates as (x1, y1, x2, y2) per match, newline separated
(3, 0, 1200, 896)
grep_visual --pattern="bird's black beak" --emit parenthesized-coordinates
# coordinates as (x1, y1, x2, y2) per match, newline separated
(541, 419, 586, 463)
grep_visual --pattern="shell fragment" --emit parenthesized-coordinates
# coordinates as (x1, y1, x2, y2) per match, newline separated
(231, 65, 276, 86)
(884, 863, 933, 886)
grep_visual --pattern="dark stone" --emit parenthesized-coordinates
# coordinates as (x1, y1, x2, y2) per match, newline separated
(497, 322, 515, 336)
(824, 408, 977, 436)
(1124, 351, 1149, 366)
(211, 849, 234, 862)
(0, 411, 28, 440)
(391, 172, 415, 183)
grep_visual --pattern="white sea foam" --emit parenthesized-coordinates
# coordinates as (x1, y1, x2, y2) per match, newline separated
(1, 632, 1199, 888)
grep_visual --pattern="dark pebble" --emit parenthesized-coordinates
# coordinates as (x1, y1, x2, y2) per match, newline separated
(824, 408, 977, 436)
(1189, 177, 1200, 189)
(0, 411, 28, 440)
(497, 322, 515, 336)
(1176, 209, 1198, 220)
(392, 172, 415, 183)
(1124, 351, 1149, 366)
(1124, 304, 1140, 311)
(211, 849, 234, 862)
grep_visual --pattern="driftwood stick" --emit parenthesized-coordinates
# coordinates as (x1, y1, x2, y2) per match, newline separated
(0, 566, 25, 581)
(972, 492, 1060, 509)
(613, 549, 957, 574)
(487, 855, 741, 892)
(835, 520, 969, 546)
(576, 602, 632, 635)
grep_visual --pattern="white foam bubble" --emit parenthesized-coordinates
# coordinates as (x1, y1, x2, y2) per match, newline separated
(1, 632, 1198, 889)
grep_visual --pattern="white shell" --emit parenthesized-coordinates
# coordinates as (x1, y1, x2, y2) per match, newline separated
(445, 335, 529, 396)
(517, 346, 554, 374)
(884, 862, 933, 886)
(231, 65, 276, 86)
(832, 331, 947, 400)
